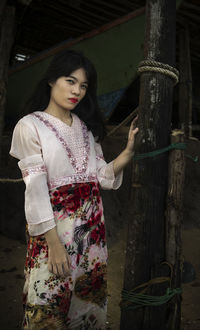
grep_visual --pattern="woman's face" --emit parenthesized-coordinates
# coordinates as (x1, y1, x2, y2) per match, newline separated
(49, 68, 88, 111)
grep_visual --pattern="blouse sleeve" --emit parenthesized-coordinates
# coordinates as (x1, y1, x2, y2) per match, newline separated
(9, 119, 56, 236)
(94, 141, 123, 190)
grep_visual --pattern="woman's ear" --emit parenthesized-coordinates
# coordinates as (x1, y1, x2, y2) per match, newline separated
(48, 81, 54, 87)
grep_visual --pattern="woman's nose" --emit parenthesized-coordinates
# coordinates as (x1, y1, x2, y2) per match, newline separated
(72, 84, 81, 95)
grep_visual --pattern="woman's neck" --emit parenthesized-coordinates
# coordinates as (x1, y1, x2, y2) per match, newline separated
(44, 105, 72, 125)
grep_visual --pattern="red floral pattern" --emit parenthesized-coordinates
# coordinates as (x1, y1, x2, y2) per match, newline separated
(50, 182, 100, 215)
(25, 235, 48, 271)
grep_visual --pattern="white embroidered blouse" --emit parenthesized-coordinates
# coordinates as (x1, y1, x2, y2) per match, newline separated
(10, 112, 123, 236)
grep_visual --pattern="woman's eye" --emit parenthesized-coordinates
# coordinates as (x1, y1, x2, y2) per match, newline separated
(81, 84, 88, 90)
(66, 79, 74, 84)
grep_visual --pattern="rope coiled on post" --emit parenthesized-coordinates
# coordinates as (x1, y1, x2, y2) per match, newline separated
(138, 59, 179, 85)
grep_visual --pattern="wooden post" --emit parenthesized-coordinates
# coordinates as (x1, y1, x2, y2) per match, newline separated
(120, 0, 176, 329)
(0, 4, 15, 165)
(178, 25, 192, 138)
(165, 130, 185, 330)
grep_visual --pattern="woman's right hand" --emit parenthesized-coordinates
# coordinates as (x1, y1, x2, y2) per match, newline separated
(48, 242, 71, 277)
(44, 227, 71, 278)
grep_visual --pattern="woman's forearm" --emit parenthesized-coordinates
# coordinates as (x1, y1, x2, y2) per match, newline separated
(113, 148, 134, 176)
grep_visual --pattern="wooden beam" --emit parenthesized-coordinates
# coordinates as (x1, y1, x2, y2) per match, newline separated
(92, 0, 131, 14)
(176, 14, 197, 28)
(42, 5, 96, 29)
(21, 22, 87, 36)
(50, 2, 108, 24)
(178, 10, 200, 22)
(182, 1, 200, 12)
(83, 2, 120, 19)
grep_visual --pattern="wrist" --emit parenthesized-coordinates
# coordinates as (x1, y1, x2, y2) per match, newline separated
(44, 227, 62, 247)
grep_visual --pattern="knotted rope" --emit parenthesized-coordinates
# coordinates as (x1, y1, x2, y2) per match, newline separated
(138, 59, 179, 85)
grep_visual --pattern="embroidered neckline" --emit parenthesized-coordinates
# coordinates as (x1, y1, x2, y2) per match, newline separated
(32, 112, 90, 174)
(42, 111, 74, 128)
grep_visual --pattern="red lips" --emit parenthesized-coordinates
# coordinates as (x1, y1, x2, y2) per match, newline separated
(69, 98, 78, 103)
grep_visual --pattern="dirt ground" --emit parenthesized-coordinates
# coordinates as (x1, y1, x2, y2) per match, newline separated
(0, 227, 200, 330)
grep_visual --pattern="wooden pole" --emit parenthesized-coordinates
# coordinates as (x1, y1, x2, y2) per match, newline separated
(178, 25, 192, 138)
(120, 0, 176, 329)
(165, 130, 185, 330)
(0, 4, 15, 165)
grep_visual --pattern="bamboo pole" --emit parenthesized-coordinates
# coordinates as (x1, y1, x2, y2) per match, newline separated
(165, 130, 185, 330)
(107, 107, 138, 136)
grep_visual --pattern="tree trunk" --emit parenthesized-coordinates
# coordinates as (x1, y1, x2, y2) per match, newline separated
(120, 1, 176, 329)
(0, 5, 15, 165)
(178, 25, 192, 138)
(165, 130, 185, 330)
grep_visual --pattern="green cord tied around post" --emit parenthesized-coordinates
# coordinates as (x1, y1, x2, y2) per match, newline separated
(121, 287, 182, 311)
(134, 142, 186, 161)
(133, 142, 199, 163)
(120, 264, 182, 311)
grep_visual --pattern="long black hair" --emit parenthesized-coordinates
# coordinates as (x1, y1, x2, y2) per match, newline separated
(26, 50, 106, 140)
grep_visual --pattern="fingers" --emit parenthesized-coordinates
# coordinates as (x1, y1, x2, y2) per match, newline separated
(131, 115, 138, 128)
(62, 262, 71, 277)
(48, 262, 53, 274)
(58, 262, 70, 278)
(66, 254, 71, 270)
(49, 261, 70, 278)
(132, 127, 139, 135)
(129, 116, 139, 137)
(48, 245, 71, 278)
(48, 258, 71, 278)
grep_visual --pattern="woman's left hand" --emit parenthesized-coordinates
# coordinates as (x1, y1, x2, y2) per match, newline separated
(125, 115, 139, 153)
(113, 115, 139, 176)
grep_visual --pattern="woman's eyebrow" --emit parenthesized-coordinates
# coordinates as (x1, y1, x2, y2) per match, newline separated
(68, 75, 88, 84)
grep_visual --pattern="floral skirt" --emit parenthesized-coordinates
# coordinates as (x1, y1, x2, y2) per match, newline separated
(23, 182, 108, 330)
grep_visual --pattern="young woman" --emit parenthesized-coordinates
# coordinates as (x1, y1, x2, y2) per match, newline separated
(10, 50, 138, 329)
